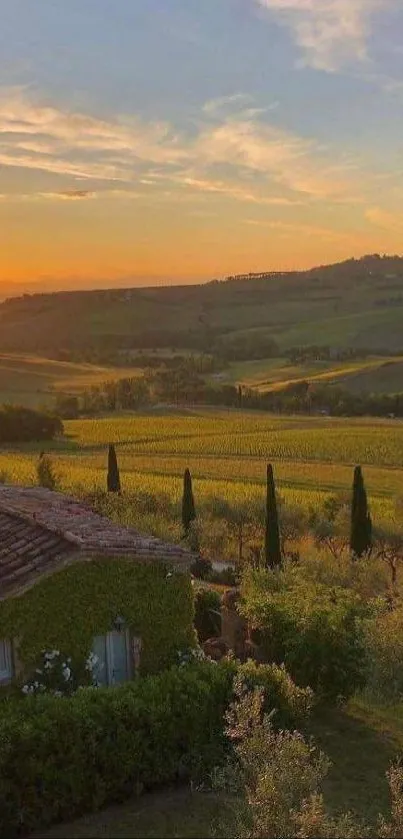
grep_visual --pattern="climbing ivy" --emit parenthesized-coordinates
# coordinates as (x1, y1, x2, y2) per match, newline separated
(0, 558, 196, 677)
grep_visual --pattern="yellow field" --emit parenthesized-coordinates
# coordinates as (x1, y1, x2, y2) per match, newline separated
(0, 353, 143, 407)
(1, 411, 403, 525)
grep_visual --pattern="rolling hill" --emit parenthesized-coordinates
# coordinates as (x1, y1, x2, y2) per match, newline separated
(0, 353, 143, 408)
(0, 255, 402, 357)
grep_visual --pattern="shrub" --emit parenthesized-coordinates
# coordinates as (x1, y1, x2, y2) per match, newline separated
(241, 568, 368, 702)
(0, 662, 230, 836)
(213, 682, 364, 839)
(21, 648, 98, 697)
(194, 588, 222, 642)
(363, 605, 403, 703)
(36, 452, 58, 490)
(0, 658, 313, 836)
(0, 405, 62, 443)
(235, 659, 314, 728)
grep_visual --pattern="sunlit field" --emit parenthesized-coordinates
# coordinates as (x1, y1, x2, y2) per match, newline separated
(1, 410, 403, 525)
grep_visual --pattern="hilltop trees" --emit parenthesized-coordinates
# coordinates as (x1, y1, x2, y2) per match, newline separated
(107, 444, 121, 494)
(265, 464, 282, 569)
(350, 466, 372, 559)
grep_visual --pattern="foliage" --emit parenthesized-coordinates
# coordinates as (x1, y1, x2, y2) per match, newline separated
(378, 764, 403, 838)
(214, 682, 369, 838)
(235, 659, 314, 728)
(36, 451, 58, 490)
(107, 443, 121, 493)
(214, 681, 332, 839)
(0, 404, 62, 443)
(55, 394, 80, 419)
(265, 464, 282, 569)
(350, 466, 372, 559)
(0, 655, 317, 837)
(299, 546, 390, 602)
(0, 662, 231, 837)
(240, 568, 368, 702)
(22, 648, 98, 697)
(194, 588, 222, 642)
(0, 559, 195, 676)
(373, 522, 403, 585)
(309, 493, 351, 560)
(363, 605, 403, 703)
(182, 468, 196, 535)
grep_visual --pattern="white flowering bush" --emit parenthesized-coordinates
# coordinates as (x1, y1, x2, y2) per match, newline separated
(22, 649, 99, 697)
(177, 646, 210, 667)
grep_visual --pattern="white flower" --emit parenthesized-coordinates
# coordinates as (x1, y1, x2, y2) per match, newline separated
(62, 667, 71, 681)
(53, 690, 63, 698)
(22, 685, 29, 695)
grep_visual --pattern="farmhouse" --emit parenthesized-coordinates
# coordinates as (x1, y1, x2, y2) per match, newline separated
(0, 486, 196, 688)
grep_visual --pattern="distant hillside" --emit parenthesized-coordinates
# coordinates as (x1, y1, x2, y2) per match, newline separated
(0, 353, 143, 408)
(1, 254, 403, 356)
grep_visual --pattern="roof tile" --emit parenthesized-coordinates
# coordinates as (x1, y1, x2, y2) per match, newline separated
(0, 486, 195, 600)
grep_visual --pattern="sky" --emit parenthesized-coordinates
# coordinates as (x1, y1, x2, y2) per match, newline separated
(1, 0, 403, 290)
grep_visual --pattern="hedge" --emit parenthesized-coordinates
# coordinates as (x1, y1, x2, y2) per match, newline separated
(0, 659, 312, 836)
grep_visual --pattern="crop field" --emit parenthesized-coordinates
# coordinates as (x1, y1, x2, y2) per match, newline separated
(0, 353, 143, 407)
(2, 410, 403, 526)
(218, 355, 403, 394)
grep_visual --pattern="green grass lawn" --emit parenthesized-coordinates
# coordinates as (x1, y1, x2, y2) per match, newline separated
(31, 790, 233, 839)
(32, 699, 403, 838)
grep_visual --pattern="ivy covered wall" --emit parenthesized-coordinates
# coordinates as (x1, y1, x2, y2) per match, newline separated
(0, 558, 196, 676)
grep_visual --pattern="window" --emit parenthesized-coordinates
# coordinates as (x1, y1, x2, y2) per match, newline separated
(91, 630, 131, 687)
(0, 639, 13, 683)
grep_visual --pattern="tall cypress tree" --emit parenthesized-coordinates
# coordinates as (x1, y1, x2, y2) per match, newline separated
(182, 468, 196, 535)
(265, 463, 282, 569)
(350, 465, 372, 559)
(107, 444, 121, 494)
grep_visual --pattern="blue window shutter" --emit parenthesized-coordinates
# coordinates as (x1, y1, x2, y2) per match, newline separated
(0, 640, 12, 682)
(108, 631, 128, 685)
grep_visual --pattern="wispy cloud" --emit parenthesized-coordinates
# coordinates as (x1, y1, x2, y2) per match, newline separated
(202, 93, 254, 114)
(256, 0, 390, 71)
(245, 217, 357, 242)
(0, 87, 367, 208)
(365, 206, 403, 230)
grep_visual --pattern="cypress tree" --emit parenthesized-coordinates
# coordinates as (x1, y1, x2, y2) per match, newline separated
(182, 468, 196, 535)
(265, 463, 282, 569)
(350, 465, 372, 559)
(107, 444, 121, 494)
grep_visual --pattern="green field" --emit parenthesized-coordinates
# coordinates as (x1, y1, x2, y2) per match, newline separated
(218, 355, 403, 395)
(0, 353, 143, 407)
(2, 410, 403, 526)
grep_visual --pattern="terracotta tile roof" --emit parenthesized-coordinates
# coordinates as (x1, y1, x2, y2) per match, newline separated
(0, 486, 196, 600)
